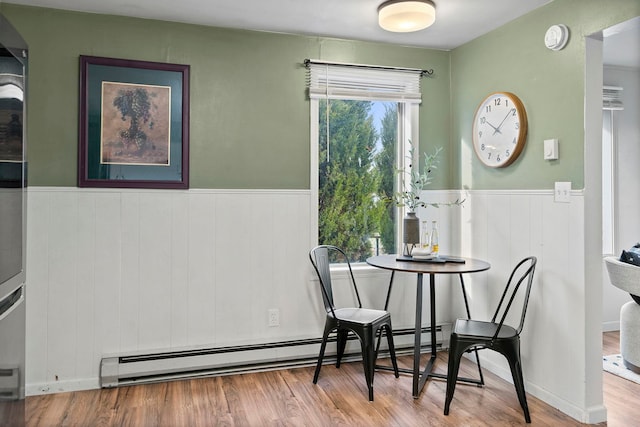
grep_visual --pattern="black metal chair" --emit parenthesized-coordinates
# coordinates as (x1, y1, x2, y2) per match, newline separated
(309, 245, 399, 401)
(444, 256, 537, 423)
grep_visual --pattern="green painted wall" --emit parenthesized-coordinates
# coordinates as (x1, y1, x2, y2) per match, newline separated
(1, 4, 451, 189)
(7, 1, 637, 190)
(451, 0, 640, 190)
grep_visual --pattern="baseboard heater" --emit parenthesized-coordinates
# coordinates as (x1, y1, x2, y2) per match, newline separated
(100, 325, 446, 388)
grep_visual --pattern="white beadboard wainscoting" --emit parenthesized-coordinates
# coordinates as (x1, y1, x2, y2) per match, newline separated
(25, 187, 457, 395)
(456, 189, 605, 423)
(25, 187, 604, 422)
(26, 187, 317, 394)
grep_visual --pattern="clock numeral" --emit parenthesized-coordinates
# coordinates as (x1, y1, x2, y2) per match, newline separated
(511, 109, 517, 116)
(494, 98, 501, 106)
(487, 152, 492, 160)
(485, 105, 491, 113)
(481, 143, 485, 151)
(506, 149, 510, 157)
(480, 117, 486, 124)
(512, 137, 516, 145)
(515, 122, 519, 130)
(497, 154, 501, 162)
(505, 99, 509, 107)
(479, 131, 483, 139)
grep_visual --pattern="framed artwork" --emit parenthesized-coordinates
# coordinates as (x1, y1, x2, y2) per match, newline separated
(79, 56, 190, 189)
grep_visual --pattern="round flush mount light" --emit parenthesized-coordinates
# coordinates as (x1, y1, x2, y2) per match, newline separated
(544, 24, 569, 51)
(378, 0, 436, 33)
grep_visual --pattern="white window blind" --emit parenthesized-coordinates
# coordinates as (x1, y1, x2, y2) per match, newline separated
(306, 61, 423, 103)
(603, 85, 624, 111)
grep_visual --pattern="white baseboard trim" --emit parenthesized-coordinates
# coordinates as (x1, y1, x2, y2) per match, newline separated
(526, 381, 607, 424)
(477, 356, 607, 424)
(26, 378, 99, 396)
(583, 404, 608, 424)
(602, 321, 620, 332)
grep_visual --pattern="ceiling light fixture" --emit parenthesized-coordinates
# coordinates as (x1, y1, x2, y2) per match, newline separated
(378, 0, 436, 33)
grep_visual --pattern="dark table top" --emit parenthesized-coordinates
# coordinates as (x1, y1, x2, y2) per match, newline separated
(366, 254, 491, 275)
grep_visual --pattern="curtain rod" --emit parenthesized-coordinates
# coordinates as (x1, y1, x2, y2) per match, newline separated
(303, 59, 434, 77)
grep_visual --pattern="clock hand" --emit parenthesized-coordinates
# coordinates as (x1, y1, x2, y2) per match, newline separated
(484, 120, 501, 134)
(494, 108, 515, 135)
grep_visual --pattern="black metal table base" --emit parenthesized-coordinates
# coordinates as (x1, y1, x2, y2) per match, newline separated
(376, 355, 483, 391)
(376, 270, 485, 398)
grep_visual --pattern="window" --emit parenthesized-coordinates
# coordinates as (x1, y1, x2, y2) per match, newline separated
(602, 110, 616, 255)
(602, 86, 623, 255)
(307, 61, 422, 262)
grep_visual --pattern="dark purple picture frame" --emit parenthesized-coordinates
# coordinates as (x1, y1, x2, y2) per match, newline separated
(78, 55, 190, 189)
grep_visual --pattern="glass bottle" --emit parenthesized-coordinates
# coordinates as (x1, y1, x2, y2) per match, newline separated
(421, 221, 430, 249)
(430, 221, 439, 256)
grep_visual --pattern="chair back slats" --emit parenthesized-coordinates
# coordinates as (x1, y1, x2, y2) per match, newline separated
(309, 245, 362, 317)
(310, 246, 334, 314)
(490, 256, 537, 339)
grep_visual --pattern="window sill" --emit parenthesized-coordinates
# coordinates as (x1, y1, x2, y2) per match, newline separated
(309, 262, 392, 281)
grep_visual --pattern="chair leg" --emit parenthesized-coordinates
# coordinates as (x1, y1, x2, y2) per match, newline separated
(509, 360, 531, 423)
(458, 274, 485, 386)
(336, 329, 348, 368)
(384, 324, 400, 378)
(313, 324, 332, 384)
(361, 332, 375, 401)
(444, 337, 464, 415)
(504, 342, 531, 423)
(472, 347, 485, 386)
(374, 327, 383, 357)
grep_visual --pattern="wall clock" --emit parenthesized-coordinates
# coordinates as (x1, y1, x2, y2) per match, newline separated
(472, 92, 528, 168)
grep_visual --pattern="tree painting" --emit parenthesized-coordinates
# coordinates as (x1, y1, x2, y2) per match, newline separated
(113, 87, 151, 152)
(100, 82, 170, 165)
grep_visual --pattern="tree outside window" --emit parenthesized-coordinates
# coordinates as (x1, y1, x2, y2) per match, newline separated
(318, 99, 399, 262)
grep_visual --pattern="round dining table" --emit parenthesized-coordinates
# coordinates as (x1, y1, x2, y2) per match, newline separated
(366, 254, 491, 398)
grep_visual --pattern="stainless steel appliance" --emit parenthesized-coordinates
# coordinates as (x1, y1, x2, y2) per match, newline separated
(0, 13, 27, 427)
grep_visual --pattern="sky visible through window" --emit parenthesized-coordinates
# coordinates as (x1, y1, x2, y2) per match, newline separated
(370, 101, 395, 153)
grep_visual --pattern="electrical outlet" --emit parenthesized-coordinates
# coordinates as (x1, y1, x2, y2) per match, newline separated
(268, 309, 280, 327)
(554, 181, 571, 203)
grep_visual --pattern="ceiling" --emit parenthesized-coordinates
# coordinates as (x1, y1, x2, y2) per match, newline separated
(8, 0, 553, 50)
(7, 0, 637, 67)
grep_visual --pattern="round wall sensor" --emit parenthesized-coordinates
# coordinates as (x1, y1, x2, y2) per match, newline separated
(544, 24, 569, 51)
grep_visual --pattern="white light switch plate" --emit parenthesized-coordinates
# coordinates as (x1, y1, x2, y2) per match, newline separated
(554, 181, 571, 203)
(544, 139, 558, 160)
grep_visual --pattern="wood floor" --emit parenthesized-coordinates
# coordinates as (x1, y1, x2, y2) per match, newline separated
(601, 331, 636, 427)
(20, 332, 633, 426)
